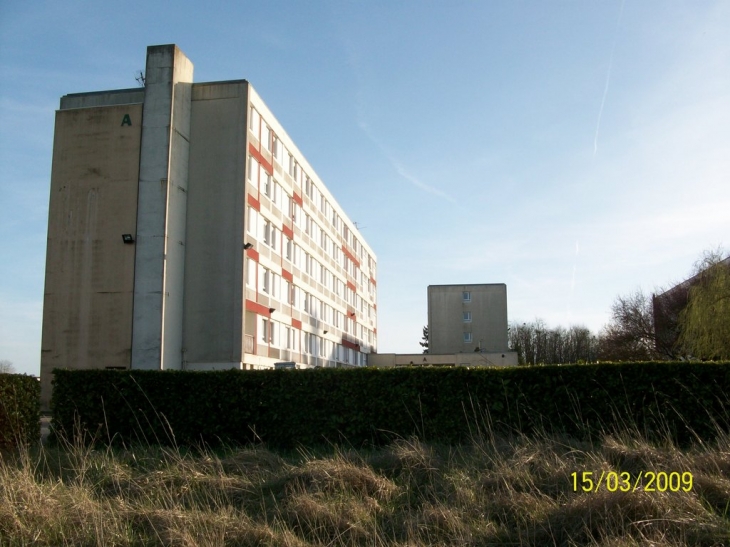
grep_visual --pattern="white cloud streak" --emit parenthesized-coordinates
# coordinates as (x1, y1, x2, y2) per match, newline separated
(594, 0, 626, 156)
(344, 35, 456, 203)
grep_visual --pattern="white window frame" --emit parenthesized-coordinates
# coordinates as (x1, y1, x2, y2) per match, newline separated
(262, 125, 271, 151)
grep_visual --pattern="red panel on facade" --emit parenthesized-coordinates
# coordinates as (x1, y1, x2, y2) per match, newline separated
(341, 244, 361, 268)
(246, 299, 270, 316)
(248, 143, 273, 174)
(346, 280, 356, 292)
(293, 192, 303, 206)
(247, 194, 261, 211)
(282, 225, 294, 239)
(246, 247, 259, 261)
(370, 276, 376, 286)
(292, 318, 302, 329)
(282, 268, 293, 282)
(342, 338, 360, 351)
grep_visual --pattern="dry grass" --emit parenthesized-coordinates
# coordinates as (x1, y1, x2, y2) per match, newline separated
(1, 425, 729, 546)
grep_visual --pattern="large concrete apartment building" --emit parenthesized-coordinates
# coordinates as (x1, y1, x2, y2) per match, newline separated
(41, 44, 377, 408)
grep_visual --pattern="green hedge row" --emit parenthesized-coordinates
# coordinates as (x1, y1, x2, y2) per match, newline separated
(51, 363, 730, 449)
(0, 374, 40, 450)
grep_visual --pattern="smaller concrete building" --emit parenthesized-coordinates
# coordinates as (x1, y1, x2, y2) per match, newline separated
(428, 284, 509, 354)
(369, 283, 517, 368)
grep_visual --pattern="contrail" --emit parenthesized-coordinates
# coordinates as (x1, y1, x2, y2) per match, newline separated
(594, 0, 626, 156)
(345, 35, 455, 202)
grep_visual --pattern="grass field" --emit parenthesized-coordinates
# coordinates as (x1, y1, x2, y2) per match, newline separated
(1, 421, 729, 546)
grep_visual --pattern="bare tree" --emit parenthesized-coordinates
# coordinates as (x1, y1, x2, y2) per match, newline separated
(0, 360, 16, 374)
(598, 289, 658, 361)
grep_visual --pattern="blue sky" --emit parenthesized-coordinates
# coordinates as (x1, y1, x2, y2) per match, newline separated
(1, 1, 728, 376)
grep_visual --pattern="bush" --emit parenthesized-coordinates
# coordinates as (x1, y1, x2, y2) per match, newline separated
(51, 363, 730, 449)
(0, 374, 40, 450)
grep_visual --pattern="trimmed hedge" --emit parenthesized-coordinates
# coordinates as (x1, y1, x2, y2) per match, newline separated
(51, 363, 730, 449)
(0, 374, 40, 450)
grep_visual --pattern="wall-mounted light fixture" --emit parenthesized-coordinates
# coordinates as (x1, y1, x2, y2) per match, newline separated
(323, 330, 328, 335)
(269, 308, 275, 314)
(349, 312, 356, 317)
(122, 234, 135, 244)
(244, 242, 253, 250)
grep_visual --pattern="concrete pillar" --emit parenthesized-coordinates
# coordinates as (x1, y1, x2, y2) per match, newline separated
(131, 45, 193, 370)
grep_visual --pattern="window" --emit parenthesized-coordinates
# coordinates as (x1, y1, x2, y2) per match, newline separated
(262, 124, 271, 151)
(261, 317, 269, 342)
(285, 193, 292, 219)
(248, 157, 260, 189)
(463, 291, 471, 302)
(463, 332, 472, 343)
(271, 272, 279, 299)
(262, 268, 270, 294)
(249, 107, 260, 138)
(246, 207, 258, 237)
(293, 243, 301, 269)
(463, 311, 472, 322)
(273, 137, 283, 165)
(246, 258, 256, 287)
(270, 321, 277, 346)
(285, 238, 292, 260)
(270, 226, 278, 251)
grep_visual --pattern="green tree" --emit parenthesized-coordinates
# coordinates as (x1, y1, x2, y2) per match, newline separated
(677, 250, 730, 360)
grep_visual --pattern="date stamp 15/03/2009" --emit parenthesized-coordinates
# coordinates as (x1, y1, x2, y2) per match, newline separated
(570, 471, 693, 493)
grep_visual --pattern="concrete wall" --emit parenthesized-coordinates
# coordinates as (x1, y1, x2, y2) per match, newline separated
(369, 352, 518, 367)
(61, 89, 145, 110)
(183, 81, 247, 364)
(40, 103, 143, 409)
(131, 45, 193, 370)
(428, 284, 509, 354)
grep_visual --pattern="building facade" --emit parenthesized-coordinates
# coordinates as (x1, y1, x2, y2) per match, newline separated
(427, 284, 508, 355)
(41, 44, 377, 408)
(652, 257, 730, 358)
